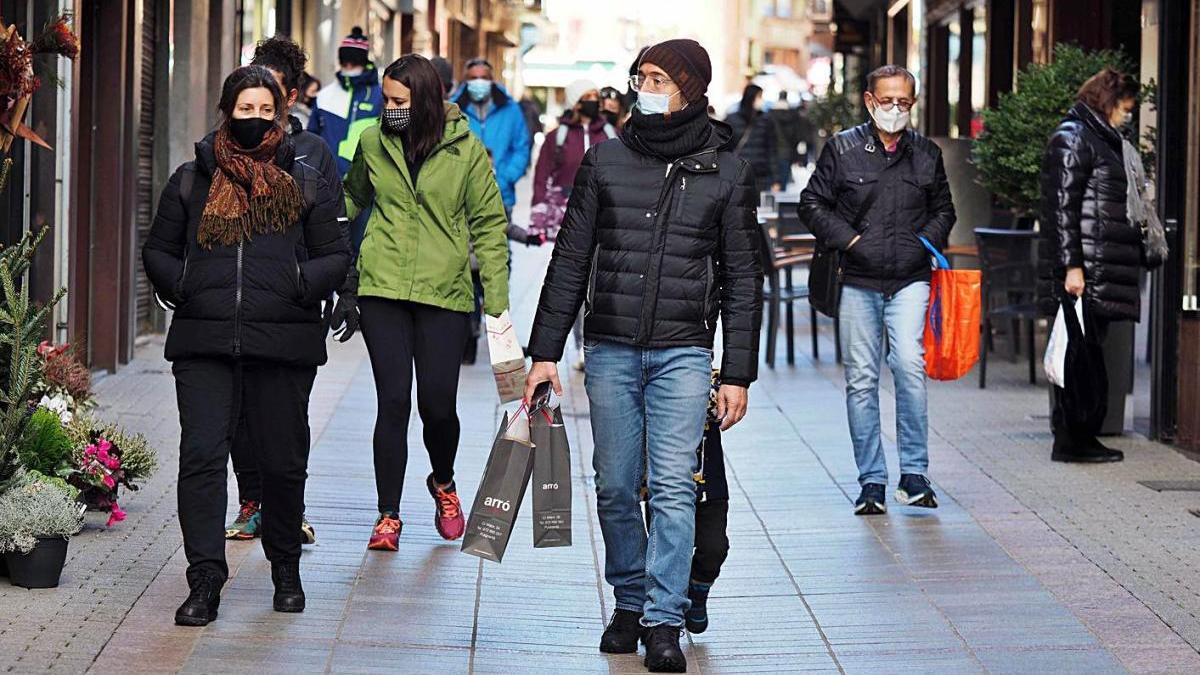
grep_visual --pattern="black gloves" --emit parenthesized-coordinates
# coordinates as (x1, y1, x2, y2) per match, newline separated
(525, 232, 546, 247)
(327, 267, 360, 342)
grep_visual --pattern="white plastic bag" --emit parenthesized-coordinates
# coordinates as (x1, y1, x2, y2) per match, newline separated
(486, 311, 527, 404)
(1043, 298, 1084, 388)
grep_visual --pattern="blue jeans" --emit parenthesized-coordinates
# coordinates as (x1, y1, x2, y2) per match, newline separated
(584, 340, 712, 627)
(840, 282, 930, 487)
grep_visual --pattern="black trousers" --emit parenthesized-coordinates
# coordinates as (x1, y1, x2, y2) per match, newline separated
(691, 499, 730, 585)
(1050, 317, 1110, 447)
(174, 359, 316, 583)
(231, 414, 261, 503)
(359, 297, 470, 514)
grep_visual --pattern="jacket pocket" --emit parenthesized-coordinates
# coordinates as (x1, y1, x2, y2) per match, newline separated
(174, 254, 190, 301)
(585, 246, 601, 315)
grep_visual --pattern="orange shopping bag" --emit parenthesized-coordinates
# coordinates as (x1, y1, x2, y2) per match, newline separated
(920, 239, 982, 381)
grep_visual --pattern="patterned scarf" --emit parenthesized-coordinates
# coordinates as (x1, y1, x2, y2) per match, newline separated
(198, 123, 304, 249)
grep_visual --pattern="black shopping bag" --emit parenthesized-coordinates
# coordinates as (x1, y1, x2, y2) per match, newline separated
(530, 404, 572, 548)
(1057, 296, 1108, 437)
(462, 410, 535, 562)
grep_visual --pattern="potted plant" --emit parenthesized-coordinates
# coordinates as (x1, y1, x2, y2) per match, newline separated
(65, 417, 157, 526)
(971, 44, 1154, 221)
(0, 471, 83, 588)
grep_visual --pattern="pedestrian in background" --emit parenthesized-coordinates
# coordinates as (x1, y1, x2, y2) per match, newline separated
(220, 35, 346, 545)
(143, 65, 351, 626)
(767, 91, 802, 190)
(291, 72, 320, 129)
(531, 79, 616, 222)
(430, 56, 454, 98)
(600, 86, 628, 130)
(725, 83, 779, 192)
(1039, 68, 1146, 464)
(327, 54, 510, 553)
(451, 57, 532, 222)
(799, 65, 955, 516)
(308, 27, 382, 249)
(525, 39, 762, 673)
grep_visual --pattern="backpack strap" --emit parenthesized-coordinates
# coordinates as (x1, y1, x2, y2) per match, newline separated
(555, 125, 568, 148)
(602, 123, 616, 140)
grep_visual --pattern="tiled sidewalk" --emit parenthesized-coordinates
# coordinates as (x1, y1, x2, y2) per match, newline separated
(2, 244, 1200, 673)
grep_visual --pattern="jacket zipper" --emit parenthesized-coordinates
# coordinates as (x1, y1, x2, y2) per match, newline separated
(638, 150, 711, 343)
(234, 242, 244, 357)
(585, 246, 601, 316)
(702, 255, 713, 329)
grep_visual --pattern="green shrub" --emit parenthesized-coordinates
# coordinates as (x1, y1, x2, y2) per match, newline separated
(972, 44, 1151, 216)
(808, 90, 863, 139)
(18, 407, 75, 476)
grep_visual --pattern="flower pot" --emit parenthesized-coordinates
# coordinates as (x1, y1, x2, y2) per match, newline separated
(5, 536, 68, 588)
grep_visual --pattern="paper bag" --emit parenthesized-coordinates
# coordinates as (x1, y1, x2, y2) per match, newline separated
(530, 405, 572, 548)
(486, 311, 526, 404)
(462, 410, 535, 562)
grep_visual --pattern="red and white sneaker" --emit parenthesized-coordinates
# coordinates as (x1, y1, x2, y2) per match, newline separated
(426, 474, 465, 540)
(367, 512, 402, 551)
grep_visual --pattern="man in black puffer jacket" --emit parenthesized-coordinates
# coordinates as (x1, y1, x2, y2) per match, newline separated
(525, 39, 762, 673)
(800, 65, 955, 518)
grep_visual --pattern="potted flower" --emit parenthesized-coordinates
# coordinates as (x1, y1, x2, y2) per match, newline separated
(0, 471, 83, 588)
(65, 418, 157, 526)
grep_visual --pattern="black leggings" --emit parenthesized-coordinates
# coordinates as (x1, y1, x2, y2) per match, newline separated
(692, 499, 730, 585)
(359, 297, 471, 514)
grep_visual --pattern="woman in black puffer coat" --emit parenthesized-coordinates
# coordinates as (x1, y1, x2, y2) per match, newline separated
(1038, 68, 1141, 464)
(142, 65, 350, 626)
(725, 84, 778, 191)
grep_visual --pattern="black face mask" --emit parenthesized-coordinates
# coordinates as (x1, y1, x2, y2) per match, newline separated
(229, 117, 275, 149)
(601, 110, 619, 127)
(578, 100, 600, 120)
(382, 107, 412, 134)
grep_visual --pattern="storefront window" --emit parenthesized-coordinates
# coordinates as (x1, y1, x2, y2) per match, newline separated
(239, 0, 278, 65)
(947, 17, 961, 138)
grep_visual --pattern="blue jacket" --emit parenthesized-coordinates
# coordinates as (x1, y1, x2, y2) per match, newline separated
(450, 82, 532, 207)
(308, 67, 384, 176)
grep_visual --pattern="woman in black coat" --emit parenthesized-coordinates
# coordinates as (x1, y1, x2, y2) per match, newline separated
(1039, 68, 1141, 464)
(725, 84, 779, 191)
(142, 65, 350, 625)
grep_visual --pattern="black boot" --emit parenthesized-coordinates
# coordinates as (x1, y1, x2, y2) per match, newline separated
(271, 562, 305, 613)
(642, 624, 687, 673)
(1052, 433, 1123, 463)
(599, 608, 643, 654)
(175, 572, 223, 627)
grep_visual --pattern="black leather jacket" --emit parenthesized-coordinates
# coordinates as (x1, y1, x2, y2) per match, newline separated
(527, 122, 764, 387)
(799, 123, 956, 296)
(1038, 102, 1142, 321)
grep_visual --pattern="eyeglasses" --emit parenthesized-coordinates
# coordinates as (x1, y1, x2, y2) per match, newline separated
(600, 89, 621, 100)
(870, 95, 914, 112)
(629, 74, 675, 93)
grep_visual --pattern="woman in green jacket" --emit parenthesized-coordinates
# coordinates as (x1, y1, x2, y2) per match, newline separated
(328, 54, 510, 552)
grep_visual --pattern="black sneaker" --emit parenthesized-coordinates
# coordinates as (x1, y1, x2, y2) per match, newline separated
(271, 562, 305, 613)
(642, 624, 687, 673)
(684, 582, 711, 634)
(854, 483, 887, 515)
(896, 474, 938, 508)
(175, 572, 223, 626)
(599, 608, 643, 654)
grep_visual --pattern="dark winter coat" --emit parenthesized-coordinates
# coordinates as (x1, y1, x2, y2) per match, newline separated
(1038, 102, 1142, 321)
(768, 106, 802, 164)
(799, 123, 956, 296)
(531, 115, 617, 205)
(142, 132, 352, 366)
(725, 110, 777, 188)
(289, 115, 345, 216)
(526, 119, 764, 387)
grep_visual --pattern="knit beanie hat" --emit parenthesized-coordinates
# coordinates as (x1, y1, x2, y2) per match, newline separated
(565, 79, 598, 106)
(640, 39, 712, 105)
(338, 27, 370, 67)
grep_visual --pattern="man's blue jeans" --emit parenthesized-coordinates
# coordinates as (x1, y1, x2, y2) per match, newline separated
(584, 340, 712, 627)
(840, 282, 930, 487)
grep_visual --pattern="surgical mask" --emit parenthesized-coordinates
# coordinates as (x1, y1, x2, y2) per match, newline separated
(382, 107, 411, 134)
(636, 90, 678, 115)
(467, 79, 492, 102)
(869, 101, 910, 134)
(229, 117, 275, 149)
(578, 100, 600, 119)
(341, 66, 364, 78)
(1121, 111, 1134, 127)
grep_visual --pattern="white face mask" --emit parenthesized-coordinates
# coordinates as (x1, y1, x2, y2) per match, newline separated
(637, 90, 679, 115)
(341, 66, 364, 78)
(1121, 111, 1134, 127)
(869, 100, 910, 134)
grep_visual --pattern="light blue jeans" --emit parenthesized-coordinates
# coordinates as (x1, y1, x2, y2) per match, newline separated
(584, 340, 712, 627)
(840, 282, 930, 487)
